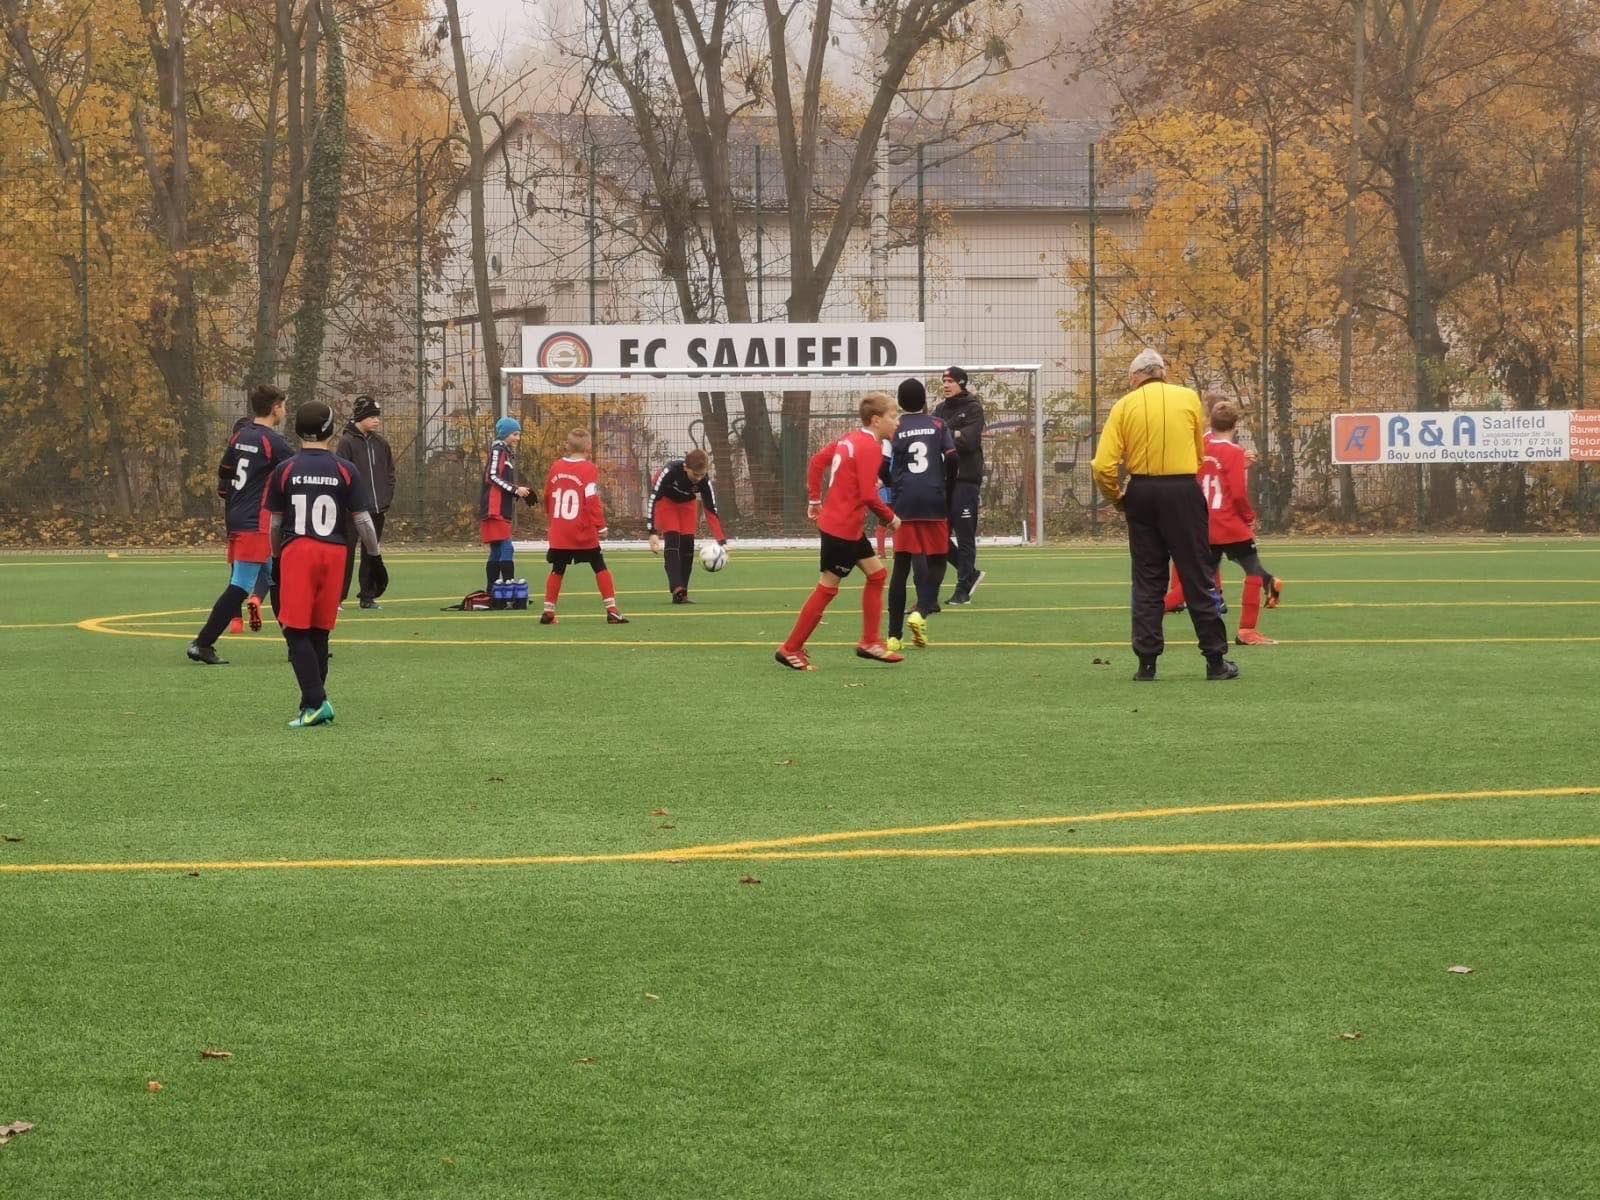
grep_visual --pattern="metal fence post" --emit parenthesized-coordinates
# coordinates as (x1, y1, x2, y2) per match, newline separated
(1031, 368, 1044, 544)
(755, 143, 765, 321)
(415, 142, 426, 526)
(1578, 123, 1588, 520)
(1260, 141, 1273, 531)
(588, 141, 599, 449)
(916, 143, 926, 322)
(1087, 142, 1099, 538)
(79, 145, 93, 545)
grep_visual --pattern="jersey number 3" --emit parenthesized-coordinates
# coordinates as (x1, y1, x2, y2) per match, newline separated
(904, 442, 930, 474)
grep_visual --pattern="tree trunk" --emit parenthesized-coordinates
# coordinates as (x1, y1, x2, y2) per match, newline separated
(287, 0, 346, 409)
(444, 0, 502, 407)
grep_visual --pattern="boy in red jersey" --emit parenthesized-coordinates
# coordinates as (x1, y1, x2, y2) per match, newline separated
(647, 447, 726, 603)
(541, 428, 628, 625)
(1165, 401, 1283, 645)
(775, 393, 902, 671)
(265, 401, 383, 728)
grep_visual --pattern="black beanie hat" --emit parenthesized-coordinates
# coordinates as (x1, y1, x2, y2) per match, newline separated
(946, 366, 968, 387)
(897, 378, 927, 412)
(295, 401, 335, 441)
(352, 394, 381, 422)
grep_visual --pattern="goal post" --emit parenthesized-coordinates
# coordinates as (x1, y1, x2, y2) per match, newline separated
(498, 363, 1046, 548)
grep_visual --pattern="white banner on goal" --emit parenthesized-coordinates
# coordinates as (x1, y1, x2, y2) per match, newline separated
(518, 322, 926, 395)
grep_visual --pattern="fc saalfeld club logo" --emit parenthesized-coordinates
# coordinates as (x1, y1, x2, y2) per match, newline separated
(537, 332, 593, 387)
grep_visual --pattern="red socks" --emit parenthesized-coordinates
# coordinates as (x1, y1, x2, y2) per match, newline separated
(1241, 575, 1263, 631)
(543, 573, 563, 612)
(1164, 564, 1185, 611)
(862, 567, 888, 646)
(784, 583, 839, 652)
(596, 569, 619, 612)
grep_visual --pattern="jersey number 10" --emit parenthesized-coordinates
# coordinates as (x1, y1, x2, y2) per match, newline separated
(290, 493, 340, 536)
(551, 487, 582, 521)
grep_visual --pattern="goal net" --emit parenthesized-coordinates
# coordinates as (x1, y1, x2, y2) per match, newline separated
(499, 363, 1045, 548)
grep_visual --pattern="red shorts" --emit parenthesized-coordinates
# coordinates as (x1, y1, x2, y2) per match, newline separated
(227, 530, 271, 563)
(893, 519, 949, 556)
(653, 499, 698, 536)
(277, 539, 348, 630)
(480, 518, 513, 544)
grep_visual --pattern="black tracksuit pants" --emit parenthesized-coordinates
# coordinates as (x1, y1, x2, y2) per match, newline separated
(342, 510, 386, 602)
(947, 481, 981, 596)
(1123, 475, 1228, 659)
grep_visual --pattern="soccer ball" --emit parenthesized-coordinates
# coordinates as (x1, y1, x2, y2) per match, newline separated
(699, 542, 728, 572)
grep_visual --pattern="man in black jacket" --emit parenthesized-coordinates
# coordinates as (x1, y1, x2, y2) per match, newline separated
(933, 366, 986, 604)
(337, 395, 397, 608)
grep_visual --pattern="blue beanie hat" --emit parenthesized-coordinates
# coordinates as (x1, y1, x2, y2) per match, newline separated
(495, 417, 521, 439)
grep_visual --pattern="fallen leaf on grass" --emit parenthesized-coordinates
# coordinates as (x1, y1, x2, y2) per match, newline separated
(199, 1050, 233, 1060)
(658, 824, 676, 830)
(486, 776, 506, 784)
(650, 808, 669, 816)
(667, 858, 686, 865)
(186, 872, 200, 879)
(146, 1082, 164, 1093)
(739, 875, 762, 885)
(1091, 657, 1110, 666)
(573, 1057, 597, 1066)
(1338, 1032, 1364, 1041)
(1447, 965, 1474, 975)
(1, 835, 21, 843)
(0, 1121, 35, 1145)
(775, 759, 797, 766)
(440, 1157, 456, 1167)
(843, 682, 867, 688)
(644, 993, 660, 1002)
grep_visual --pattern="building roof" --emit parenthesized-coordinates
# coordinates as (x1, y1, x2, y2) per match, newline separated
(495, 113, 1135, 214)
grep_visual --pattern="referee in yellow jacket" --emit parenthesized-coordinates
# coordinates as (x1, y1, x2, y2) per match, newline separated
(1091, 348, 1239, 682)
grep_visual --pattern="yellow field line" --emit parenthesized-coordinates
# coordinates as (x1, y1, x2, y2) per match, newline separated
(105, 598, 1600, 630)
(678, 837, 1600, 861)
(4, 786, 1592, 876)
(660, 786, 1598, 857)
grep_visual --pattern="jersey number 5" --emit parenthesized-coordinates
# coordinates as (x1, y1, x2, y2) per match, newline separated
(552, 487, 582, 521)
(233, 456, 250, 490)
(290, 493, 339, 536)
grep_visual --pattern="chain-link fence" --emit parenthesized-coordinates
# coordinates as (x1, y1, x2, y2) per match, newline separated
(3, 121, 1596, 544)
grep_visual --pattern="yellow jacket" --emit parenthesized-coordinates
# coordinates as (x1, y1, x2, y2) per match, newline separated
(1090, 381, 1207, 505)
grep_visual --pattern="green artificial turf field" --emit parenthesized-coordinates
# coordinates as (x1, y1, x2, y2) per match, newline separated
(2, 539, 1598, 1199)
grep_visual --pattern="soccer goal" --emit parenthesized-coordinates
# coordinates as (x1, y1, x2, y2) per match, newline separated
(498, 363, 1046, 548)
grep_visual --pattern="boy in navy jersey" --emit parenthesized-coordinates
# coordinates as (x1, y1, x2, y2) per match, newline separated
(188, 384, 291, 665)
(480, 417, 533, 593)
(775, 393, 901, 671)
(883, 378, 957, 651)
(647, 447, 726, 602)
(265, 401, 382, 728)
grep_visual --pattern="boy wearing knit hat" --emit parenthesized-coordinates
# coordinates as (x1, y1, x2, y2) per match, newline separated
(335, 394, 396, 609)
(264, 401, 383, 727)
(883, 377, 957, 651)
(480, 416, 533, 593)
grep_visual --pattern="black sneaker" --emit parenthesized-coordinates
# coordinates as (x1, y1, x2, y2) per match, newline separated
(671, 590, 688, 605)
(539, 611, 557, 625)
(1133, 657, 1157, 682)
(359, 598, 381, 610)
(187, 642, 228, 666)
(945, 593, 971, 606)
(967, 570, 987, 598)
(1205, 656, 1241, 681)
(606, 610, 630, 624)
